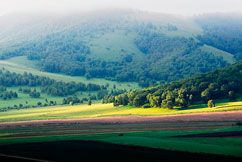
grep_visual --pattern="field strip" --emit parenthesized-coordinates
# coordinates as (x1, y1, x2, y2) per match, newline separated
(1, 110, 242, 127)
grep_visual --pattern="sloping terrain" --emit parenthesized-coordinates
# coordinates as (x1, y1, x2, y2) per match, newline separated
(1, 10, 239, 87)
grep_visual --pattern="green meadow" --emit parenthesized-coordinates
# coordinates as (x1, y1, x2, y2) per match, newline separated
(0, 125, 242, 158)
(1, 99, 242, 122)
(0, 56, 140, 108)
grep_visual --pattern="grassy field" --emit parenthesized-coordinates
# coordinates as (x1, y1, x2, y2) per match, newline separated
(0, 86, 100, 108)
(1, 97, 242, 159)
(0, 56, 141, 108)
(1, 99, 242, 122)
(0, 56, 140, 90)
(0, 124, 241, 159)
(88, 30, 145, 62)
(200, 45, 235, 64)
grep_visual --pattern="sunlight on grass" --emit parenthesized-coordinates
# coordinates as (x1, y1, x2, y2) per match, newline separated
(1, 100, 242, 122)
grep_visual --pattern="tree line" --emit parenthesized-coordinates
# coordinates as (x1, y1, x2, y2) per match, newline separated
(0, 70, 102, 96)
(104, 60, 242, 108)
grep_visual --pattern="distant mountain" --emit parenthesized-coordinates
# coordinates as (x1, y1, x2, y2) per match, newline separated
(0, 10, 241, 87)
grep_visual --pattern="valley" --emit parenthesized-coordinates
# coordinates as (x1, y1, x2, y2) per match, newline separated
(1, 8, 242, 161)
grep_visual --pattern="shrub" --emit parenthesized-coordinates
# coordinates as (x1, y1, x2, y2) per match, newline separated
(208, 100, 215, 108)
(142, 104, 151, 108)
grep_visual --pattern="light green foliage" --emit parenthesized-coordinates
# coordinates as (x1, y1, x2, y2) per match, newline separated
(208, 100, 215, 108)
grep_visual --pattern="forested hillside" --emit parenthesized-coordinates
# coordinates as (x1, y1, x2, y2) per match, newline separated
(196, 13, 242, 61)
(105, 60, 242, 108)
(0, 10, 238, 87)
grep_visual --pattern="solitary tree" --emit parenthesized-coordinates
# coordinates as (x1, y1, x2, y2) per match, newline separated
(37, 102, 42, 106)
(69, 101, 73, 106)
(208, 100, 215, 108)
(88, 99, 92, 105)
(101, 99, 104, 104)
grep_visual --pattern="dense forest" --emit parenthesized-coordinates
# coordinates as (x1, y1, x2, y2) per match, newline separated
(132, 26, 228, 83)
(104, 60, 242, 108)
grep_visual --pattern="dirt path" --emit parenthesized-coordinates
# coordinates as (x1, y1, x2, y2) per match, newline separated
(1, 111, 242, 129)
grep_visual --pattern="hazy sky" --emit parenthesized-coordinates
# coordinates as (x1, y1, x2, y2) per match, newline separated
(0, 0, 242, 16)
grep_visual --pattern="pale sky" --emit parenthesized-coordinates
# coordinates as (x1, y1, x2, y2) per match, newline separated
(0, 0, 242, 16)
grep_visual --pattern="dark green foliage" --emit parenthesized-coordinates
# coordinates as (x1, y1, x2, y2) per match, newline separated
(235, 121, 242, 126)
(97, 89, 108, 100)
(37, 102, 42, 106)
(49, 101, 56, 106)
(88, 99, 92, 105)
(228, 91, 236, 101)
(29, 89, 41, 98)
(89, 95, 97, 100)
(196, 14, 242, 61)
(106, 60, 242, 108)
(22, 88, 31, 94)
(0, 89, 18, 100)
(62, 95, 82, 105)
(134, 29, 227, 83)
(142, 104, 151, 108)
(0, 70, 101, 97)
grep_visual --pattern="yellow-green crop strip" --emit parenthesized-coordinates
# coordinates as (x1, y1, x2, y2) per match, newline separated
(1, 100, 242, 122)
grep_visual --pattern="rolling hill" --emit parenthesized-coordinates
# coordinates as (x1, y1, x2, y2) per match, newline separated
(0, 10, 240, 87)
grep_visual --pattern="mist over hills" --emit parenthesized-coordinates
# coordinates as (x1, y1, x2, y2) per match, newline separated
(0, 9, 241, 87)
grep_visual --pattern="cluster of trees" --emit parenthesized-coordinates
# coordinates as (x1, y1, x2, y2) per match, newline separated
(40, 82, 101, 96)
(0, 100, 58, 112)
(0, 70, 102, 96)
(62, 96, 83, 105)
(196, 15, 242, 61)
(62, 94, 97, 106)
(104, 60, 242, 108)
(18, 87, 40, 98)
(29, 90, 41, 98)
(0, 87, 18, 100)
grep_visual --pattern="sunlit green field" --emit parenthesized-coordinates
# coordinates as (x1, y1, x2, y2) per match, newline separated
(1, 97, 242, 159)
(1, 100, 242, 122)
(0, 86, 101, 108)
